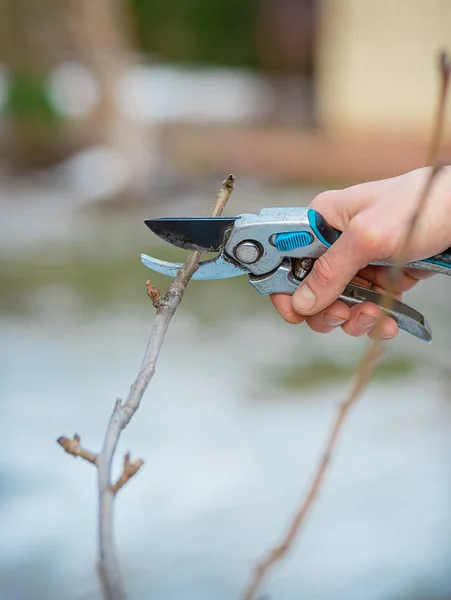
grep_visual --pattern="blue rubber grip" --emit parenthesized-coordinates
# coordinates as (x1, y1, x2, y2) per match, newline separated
(274, 231, 314, 251)
(307, 209, 341, 247)
(423, 252, 451, 270)
(308, 208, 451, 275)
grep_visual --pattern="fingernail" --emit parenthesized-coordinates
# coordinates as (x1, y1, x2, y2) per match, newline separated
(292, 283, 316, 313)
(381, 333, 395, 340)
(323, 314, 346, 327)
(358, 313, 377, 329)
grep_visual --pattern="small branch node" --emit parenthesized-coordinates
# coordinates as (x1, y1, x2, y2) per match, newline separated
(111, 452, 144, 494)
(146, 280, 162, 309)
(57, 434, 98, 465)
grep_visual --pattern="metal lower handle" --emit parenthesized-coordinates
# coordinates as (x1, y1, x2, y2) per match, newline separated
(249, 260, 432, 342)
(373, 250, 451, 276)
(338, 283, 431, 342)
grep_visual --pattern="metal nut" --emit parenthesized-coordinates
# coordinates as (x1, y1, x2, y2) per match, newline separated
(292, 257, 315, 281)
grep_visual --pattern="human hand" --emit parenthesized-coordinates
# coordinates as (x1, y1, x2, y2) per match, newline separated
(271, 166, 451, 339)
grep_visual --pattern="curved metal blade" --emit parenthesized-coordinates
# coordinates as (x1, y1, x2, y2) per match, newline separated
(140, 251, 248, 280)
(144, 217, 237, 252)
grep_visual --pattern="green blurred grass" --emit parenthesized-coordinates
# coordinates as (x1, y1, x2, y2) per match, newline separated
(266, 355, 415, 392)
(0, 239, 259, 322)
(1, 235, 419, 391)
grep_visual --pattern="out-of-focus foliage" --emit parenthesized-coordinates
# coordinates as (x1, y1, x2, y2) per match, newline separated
(5, 73, 58, 122)
(129, 0, 259, 67)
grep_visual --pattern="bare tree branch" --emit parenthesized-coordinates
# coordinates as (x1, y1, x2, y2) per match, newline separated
(242, 342, 384, 600)
(98, 174, 235, 600)
(241, 51, 450, 600)
(427, 50, 451, 165)
(57, 174, 235, 600)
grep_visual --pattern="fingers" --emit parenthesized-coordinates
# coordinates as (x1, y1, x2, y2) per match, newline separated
(340, 302, 398, 339)
(358, 265, 433, 292)
(270, 294, 305, 324)
(270, 294, 399, 340)
(309, 186, 375, 229)
(291, 217, 373, 316)
(305, 302, 397, 339)
(304, 300, 351, 333)
(271, 295, 355, 332)
(403, 267, 437, 281)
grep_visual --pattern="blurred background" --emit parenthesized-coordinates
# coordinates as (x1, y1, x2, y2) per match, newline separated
(2, 1, 451, 599)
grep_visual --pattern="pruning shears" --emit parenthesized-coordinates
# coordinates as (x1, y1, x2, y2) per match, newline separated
(140, 206, 451, 343)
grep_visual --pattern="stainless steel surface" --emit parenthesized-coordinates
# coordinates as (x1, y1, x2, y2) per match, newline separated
(249, 260, 431, 342)
(292, 257, 315, 281)
(234, 240, 261, 264)
(140, 206, 451, 342)
(144, 217, 237, 252)
(140, 251, 247, 280)
(339, 284, 432, 343)
(376, 258, 451, 275)
(223, 207, 329, 276)
(142, 207, 451, 282)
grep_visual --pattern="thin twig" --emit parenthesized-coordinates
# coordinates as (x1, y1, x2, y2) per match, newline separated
(378, 163, 443, 321)
(242, 343, 383, 600)
(57, 434, 98, 465)
(427, 50, 451, 165)
(58, 175, 235, 600)
(96, 174, 234, 600)
(241, 51, 450, 600)
(111, 453, 144, 495)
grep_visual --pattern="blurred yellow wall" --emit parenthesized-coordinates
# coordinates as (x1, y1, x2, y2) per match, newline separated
(316, 0, 451, 139)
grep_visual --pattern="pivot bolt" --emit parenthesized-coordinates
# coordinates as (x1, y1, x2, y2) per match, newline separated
(234, 240, 261, 264)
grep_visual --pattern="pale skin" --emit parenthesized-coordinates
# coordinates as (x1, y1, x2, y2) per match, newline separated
(270, 166, 451, 339)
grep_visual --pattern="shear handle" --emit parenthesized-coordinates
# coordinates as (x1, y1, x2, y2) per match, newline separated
(249, 259, 432, 342)
(311, 208, 451, 276)
(338, 283, 431, 342)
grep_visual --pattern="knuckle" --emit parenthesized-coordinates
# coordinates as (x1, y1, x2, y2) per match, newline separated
(305, 319, 328, 334)
(310, 191, 344, 228)
(277, 307, 304, 325)
(282, 314, 303, 325)
(310, 189, 339, 210)
(312, 253, 335, 288)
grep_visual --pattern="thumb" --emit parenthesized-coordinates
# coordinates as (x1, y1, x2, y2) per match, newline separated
(292, 220, 369, 316)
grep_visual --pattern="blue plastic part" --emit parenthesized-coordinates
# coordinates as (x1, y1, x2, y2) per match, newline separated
(423, 257, 451, 268)
(274, 231, 314, 251)
(308, 208, 331, 247)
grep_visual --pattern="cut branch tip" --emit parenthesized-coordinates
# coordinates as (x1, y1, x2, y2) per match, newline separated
(222, 174, 235, 191)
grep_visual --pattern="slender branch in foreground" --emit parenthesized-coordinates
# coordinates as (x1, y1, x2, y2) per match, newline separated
(241, 342, 383, 600)
(57, 175, 235, 600)
(427, 50, 450, 165)
(241, 51, 450, 600)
